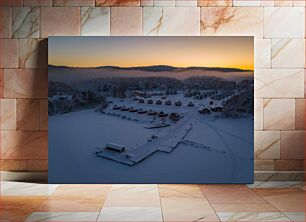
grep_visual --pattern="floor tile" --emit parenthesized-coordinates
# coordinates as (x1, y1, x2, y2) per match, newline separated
(0, 196, 47, 221)
(283, 212, 305, 222)
(52, 184, 111, 199)
(97, 207, 163, 221)
(1, 181, 58, 196)
(248, 181, 304, 189)
(254, 188, 304, 196)
(161, 197, 219, 221)
(25, 212, 99, 221)
(199, 185, 266, 204)
(254, 188, 305, 212)
(103, 184, 160, 207)
(159, 184, 204, 198)
(217, 212, 291, 221)
(37, 196, 104, 212)
(212, 203, 278, 212)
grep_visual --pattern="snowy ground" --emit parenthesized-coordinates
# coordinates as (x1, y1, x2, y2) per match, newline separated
(49, 96, 254, 184)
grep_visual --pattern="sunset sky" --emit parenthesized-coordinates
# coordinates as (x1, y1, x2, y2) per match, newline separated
(49, 36, 254, 70)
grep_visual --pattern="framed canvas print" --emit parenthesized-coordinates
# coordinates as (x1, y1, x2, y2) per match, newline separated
(48, 36, 254, 183)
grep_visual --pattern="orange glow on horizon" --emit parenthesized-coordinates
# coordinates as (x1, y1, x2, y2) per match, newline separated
(49, 37, 254, 71)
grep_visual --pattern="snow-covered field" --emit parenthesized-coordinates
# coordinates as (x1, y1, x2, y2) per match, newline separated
(49, 99, 254, 183)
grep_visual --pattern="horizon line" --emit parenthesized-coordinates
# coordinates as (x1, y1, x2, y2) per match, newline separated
(48, 64, 254, 71)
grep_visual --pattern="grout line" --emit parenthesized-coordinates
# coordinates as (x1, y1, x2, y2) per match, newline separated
(157, 184, 165, 222)
(198, 184, 223, 221)
(95, 184, 112, 221)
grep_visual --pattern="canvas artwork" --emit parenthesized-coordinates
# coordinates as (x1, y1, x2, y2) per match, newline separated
(48, 36, 254, 183)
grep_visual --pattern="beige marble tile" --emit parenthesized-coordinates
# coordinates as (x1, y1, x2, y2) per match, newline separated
(275, 160, 304, 171)
(255, 131, 280, 160)
(0, 39, 18, 68)
(255, 188, 305, 196)
(143, 7, 200, 35)
(103, 184, 160, 207)
(161, 197, 219, 221)
(53, 0, 95, 6)
(263, 99, 295, 130)
(198, 0, 233, 6)
(254, 171, 304, 181)
(23, 0, 52, 6)
(200, 7, 263, 38)
(52, 184, 111, 199)
(159, 184, 204, 198)
(27, 159, 48, 171)
(153, 0, 175, 6)
(1, 181, 58, 196)
(255, 69, 304, 98)
(248, 181, 304, 188)
(293, 0, 305, 6)
(0, 7, 11, 38)
(304, 70, 306, 98)
(254, 39, 271, 69)
(26, 212, 99, 222)
(110, 7, 142, 36)
(256, 188, 305, 212)
(41, 7, 80, 38)
(39, 99, 48, 130)
(295, 99, 304, 130)
(12, 7, 39, 38)
(19, 39, 48, 68)
(217, 212, 291, 221)
(272, 39, 305, 68)
(97, 207, 163, 222)
(98, 207, 162, 221)
(3, 69, 48, 99)
(212, 203, 278, 212)
(81, 7, 110, 36)
(264, 7, 305, 38)
(96, 0, 140, 6)
(0, 159, 27, 171)
(255, 160, 274, 171)
(0, 69, 2, 98)
(176, 0, 197, 6)
(255, 99, 263, 130)
(260, 0, 274, 6)
(233, 0, 261, 6)
(283, 212, 305, 222)
(1, 131, 48, 159)
(0, 99, 16, 131)
(200, 185, 266, 204)
(0, 0, 23, 6)
(0, 196, 47, 221)
(141, 0, 154, 6)
(274, 0, 293, 6)
(280, 130, 304, 159)
(17, 99, 40, 130)
(38, 196, 104, 212)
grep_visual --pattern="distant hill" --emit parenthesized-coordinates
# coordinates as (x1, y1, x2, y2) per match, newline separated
(49, 65, 252, 72)
(48, 65, 253, 82)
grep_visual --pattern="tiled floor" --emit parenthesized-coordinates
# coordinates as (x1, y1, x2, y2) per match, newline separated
(0, 181, 305, 222)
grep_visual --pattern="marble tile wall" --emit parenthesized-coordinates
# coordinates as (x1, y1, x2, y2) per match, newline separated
(0, 0, 304, 180)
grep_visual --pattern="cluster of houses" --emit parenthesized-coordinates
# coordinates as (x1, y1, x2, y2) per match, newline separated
(112, 105, 183, 121)
(130, 90, 164, 98)
(133, 96, 195, 107)
(198, 106, 224, 115)
(128, 88, 252, 118)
